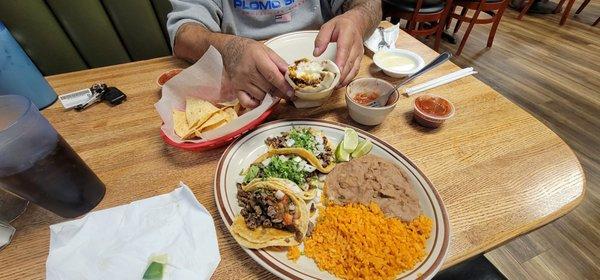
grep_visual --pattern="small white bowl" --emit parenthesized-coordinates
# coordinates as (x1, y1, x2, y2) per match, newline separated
(345, 78, 399, 126)
(373, 49, 425, 78)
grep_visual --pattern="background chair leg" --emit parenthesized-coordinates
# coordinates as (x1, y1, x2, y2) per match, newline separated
(575, 0, 590, 14)
(560, 0, 576, 25)
(454, 7, 468, 33)
(456, 9, 481, 56)
(593, 17, 599, 26)
(434, 23, 443, 51)
(446, 6, 457, 30)
(488, 2, 509, 47)
(554, 0, 567, 13)
(517, 0, 535, 20)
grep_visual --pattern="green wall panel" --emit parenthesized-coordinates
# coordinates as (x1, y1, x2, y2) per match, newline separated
(0, 0, 87, 75)
(46, 0, 131, 68)
(102, 0, 170, 60)
(150, 0, 173, 51)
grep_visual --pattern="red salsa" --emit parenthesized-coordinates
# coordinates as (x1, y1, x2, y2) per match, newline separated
(158, 69, 183, 86)
(415, 95, 452, 117)
(353, 91, 379, 105)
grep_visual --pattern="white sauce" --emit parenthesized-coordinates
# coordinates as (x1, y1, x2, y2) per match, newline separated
(378, 53, 418, 72)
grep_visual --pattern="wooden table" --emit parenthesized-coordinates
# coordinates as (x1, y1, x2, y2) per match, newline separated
(1, 30, 585, 279)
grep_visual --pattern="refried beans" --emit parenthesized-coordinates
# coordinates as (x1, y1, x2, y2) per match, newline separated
(325, 155, 420, 221)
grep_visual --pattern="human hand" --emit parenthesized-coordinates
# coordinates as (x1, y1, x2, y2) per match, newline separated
(221, 37, 293, 108)
(313, 13, 365, 88)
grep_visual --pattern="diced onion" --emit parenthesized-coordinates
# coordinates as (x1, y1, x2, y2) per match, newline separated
(285, 138, 295, 147)
(279, 155, 288, 161)
(289, 204, 296, 211)
(293, 156, 302, 162)
(318, 174, 326, 181)
(261, 157, 272, 166)
(275, 190, 285, 200)
(315, 136, 324, 144)
(304, 164, 316, 172)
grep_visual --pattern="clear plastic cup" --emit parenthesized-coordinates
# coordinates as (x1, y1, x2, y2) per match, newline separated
(0, 95, 105, 219)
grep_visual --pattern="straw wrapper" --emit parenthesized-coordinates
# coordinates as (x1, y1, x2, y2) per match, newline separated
(154, 46, 276, 143)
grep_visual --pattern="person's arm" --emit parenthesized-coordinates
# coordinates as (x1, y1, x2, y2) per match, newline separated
(341, 0, 382, 39)
(314, 0, 382, 86)
(172, 24, 292, 108)
(167, 1, 292, 108)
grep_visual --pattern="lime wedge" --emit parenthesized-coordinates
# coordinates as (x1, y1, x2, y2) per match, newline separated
(342, 129, 358, 152)
(351, 139, 373, 158)
(335, 140, 350, 162)
(143, 262, 164, 280)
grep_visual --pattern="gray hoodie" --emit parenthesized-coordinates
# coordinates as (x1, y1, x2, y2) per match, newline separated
(167, 0, 347, 47)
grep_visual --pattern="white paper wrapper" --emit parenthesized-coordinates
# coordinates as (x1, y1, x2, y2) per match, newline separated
(46, 183, 220, 280)
(155, 46, 277, 143)
(364, 24, 400, 53)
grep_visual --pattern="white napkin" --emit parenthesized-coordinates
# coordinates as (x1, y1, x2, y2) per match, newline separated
(46, 183, 220, 280)
(364, 24, 401, 53)
(154, 46, 277, 144)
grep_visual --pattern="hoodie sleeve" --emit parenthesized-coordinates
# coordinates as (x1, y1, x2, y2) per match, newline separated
(166, 0, 223, 49)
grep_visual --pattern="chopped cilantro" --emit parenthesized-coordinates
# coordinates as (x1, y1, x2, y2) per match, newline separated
(243, 165, 260, 183)
(262, 156, 308, 186)
(289, 128, 317, 152)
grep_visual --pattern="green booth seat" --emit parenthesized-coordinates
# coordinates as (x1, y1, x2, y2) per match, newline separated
(0, 0, 173, 76)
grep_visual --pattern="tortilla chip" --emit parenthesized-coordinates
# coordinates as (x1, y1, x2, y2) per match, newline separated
(217, 99, 239, 108)
(186, 98, 219, 128)
(223, 107, 238, 122)
(173, 109, 195, 139)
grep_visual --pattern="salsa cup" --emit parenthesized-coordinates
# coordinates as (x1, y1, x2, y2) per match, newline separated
(345, 78, 399, 126)
(413, 94, 455, 128)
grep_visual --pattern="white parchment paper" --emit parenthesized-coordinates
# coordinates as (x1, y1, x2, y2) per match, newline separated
(154, 46, 276, 143)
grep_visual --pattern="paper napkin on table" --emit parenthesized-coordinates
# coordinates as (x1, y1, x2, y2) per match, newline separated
(46, 183, 220, 280)
(364, 24, 400, 53)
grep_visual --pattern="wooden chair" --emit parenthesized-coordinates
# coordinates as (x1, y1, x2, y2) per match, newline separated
(446, 0, 509, 56)
(383, 0, 454, 51)
(518, 0, 598, 26)
(573, 0, 599, 26)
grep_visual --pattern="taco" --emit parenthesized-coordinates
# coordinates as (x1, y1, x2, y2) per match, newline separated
(230, 180, 309, 249)
(242, 153, 326, 192)
(264, 127, 335, 173)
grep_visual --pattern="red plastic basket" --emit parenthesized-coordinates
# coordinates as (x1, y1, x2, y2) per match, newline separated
(160, 102, 278, 151)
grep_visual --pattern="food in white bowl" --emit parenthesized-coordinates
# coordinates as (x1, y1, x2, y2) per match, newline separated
(285, 58, 340, 108)
(373, 49, 425, 78)
(345, 78, 399, 126)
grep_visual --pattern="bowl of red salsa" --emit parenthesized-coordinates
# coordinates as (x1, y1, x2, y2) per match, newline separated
(345, 78, 399, 125)
(413, 94, 455, 128)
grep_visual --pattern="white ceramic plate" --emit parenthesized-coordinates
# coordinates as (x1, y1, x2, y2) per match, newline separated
(264, 31, 337, 64)
(215, 119, 450, 280)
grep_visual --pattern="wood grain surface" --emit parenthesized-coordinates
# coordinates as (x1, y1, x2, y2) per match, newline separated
(429, 3, 599, 278)
(0, 29, 585, 279)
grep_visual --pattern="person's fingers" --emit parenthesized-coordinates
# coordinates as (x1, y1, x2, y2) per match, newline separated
(340, 55, 362, 87)
(256, 58, 293, 99)
(266, 48, 289, 73)
(338, 42, 359, 83)
(333, 28, 354, 72)
(237, 91, 260, 109)
(245, 83, 267, 101)
(314, 22, 335, 57)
